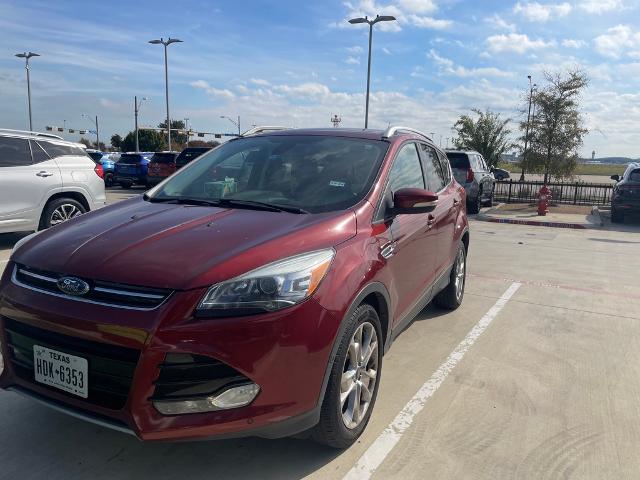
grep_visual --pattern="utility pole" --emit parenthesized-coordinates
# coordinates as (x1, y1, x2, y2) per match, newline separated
(15, 52, 40, 131)
(348, 15, 396, 129)
(184, 118, 189, 147)
(520, 75, 536, 182)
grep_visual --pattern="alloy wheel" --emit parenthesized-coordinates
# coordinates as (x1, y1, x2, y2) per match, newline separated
(454, 248, 466, 301)
(341, 321, 378, 429)
(50, 204, 82, 226)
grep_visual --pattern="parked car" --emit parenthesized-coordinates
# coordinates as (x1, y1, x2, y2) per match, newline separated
(0, 126, 469, 448)
(175, 147, 212, 170)
(146, 151, 179, 185)
(491, 167, 510, 181)
(0, 129, 106, 233)
(611, 163, 640, 223)
(113, 152, 153, 188)
(445, 150, 495, 213)
(86, 150, 117, 187)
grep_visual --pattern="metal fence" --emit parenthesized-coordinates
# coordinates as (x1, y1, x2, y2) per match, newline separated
(494, 180, 613, 206)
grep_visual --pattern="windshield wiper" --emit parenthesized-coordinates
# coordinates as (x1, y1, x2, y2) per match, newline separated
(216, 198, 309, 214)
(146, 196, 309, 213)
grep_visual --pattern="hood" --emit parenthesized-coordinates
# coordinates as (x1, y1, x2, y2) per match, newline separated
(13, 197, 357, 290)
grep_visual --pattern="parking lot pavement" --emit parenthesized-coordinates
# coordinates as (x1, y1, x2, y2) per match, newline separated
(1, 219, 639, 479)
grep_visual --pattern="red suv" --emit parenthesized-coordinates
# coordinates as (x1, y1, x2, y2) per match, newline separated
(0, 127, 468, 448)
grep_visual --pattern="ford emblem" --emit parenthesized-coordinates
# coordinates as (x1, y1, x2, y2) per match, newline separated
(57, 277, 90, 296)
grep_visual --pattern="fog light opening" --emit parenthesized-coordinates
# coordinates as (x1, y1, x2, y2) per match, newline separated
(153, 383, 260, 415)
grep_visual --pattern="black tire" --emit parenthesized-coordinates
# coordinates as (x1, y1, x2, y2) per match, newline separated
(39, 198, 86, 230)
(312, 304, 383, 449)
(120, 181, 133, 189)
(467, 190, 481, 214)
(433, 241, 467, 310)
(104, 172, 114, 187)
(611, 208, 624, 224)
(485, 188, 494, 208)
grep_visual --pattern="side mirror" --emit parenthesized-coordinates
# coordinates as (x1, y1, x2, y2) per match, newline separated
(610, 174, 620, 181)
(392, 188, 438, 215)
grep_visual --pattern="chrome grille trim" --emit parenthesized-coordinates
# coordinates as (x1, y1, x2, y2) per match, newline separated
(11, 265, 172, 311)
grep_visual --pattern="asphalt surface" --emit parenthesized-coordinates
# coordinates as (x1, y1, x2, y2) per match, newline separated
(1, 189, 639, 479)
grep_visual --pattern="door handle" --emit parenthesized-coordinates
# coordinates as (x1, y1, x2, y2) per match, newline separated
(453, 199, 460, 206)
(427, 215, 436, 227)
(380, 242, 396, 259)
(36, 171, 54, 178)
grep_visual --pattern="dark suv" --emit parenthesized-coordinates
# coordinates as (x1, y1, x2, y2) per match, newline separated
(0, 127, 469, 448)
(446, 150, 495, 213)
(175, 147, 212, 170)
(611, 163, 640, 223)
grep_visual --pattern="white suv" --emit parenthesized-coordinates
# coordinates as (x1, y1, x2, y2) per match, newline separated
(0, 129, 106, 234)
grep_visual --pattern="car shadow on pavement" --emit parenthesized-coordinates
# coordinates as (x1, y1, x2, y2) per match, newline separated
(391, 303, 452, 341)
(0, 390, 342, 480)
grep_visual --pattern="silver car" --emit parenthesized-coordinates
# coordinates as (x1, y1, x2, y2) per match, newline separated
(0, 129, 106, 234)
(445, 150, 495, 214)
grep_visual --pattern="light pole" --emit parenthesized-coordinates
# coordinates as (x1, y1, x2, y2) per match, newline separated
(184, 118, 189, 147)
(134, 96, 148, 153)
(348, 15, 396, 129)
(220, 115, 241, 136)
(149, 37, 183, 151)
(520, 75, 537, 182)
(82, 114, 100, 149)
(15, 52, 40, 131)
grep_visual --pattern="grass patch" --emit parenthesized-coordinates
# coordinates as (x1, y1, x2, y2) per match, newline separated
(498, 162, 627, 176)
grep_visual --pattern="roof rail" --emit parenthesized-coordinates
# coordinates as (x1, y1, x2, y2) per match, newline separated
(240, 126, 289, 137)
(0, 128, 64, 140)
(381, 126, 432, 142)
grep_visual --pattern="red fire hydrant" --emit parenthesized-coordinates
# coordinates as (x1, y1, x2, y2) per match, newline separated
(537, 185, 552, 216)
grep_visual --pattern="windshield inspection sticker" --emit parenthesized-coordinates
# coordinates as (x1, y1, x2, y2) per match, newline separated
(329, 180, 346, 187)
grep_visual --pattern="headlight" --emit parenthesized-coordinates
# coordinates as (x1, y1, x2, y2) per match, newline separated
(197, 248, 335, 316)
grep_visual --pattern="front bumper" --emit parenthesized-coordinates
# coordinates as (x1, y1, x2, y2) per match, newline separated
(0, 262, 338, 441)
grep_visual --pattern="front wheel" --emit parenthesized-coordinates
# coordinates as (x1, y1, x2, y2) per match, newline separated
(40, 198, 86, 230)
(312, 304, 383, 448)
(433, 241, 467, 310)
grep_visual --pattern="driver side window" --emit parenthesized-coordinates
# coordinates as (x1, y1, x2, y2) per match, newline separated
(387, 143, 425, 194)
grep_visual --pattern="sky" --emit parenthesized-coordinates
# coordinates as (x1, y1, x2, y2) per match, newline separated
(1, 0, 639, 158)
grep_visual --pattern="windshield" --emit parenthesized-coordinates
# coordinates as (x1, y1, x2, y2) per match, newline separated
(149, 135, 388, 213)
(446, 152, 470, 169)
(118, 154, 143, 164)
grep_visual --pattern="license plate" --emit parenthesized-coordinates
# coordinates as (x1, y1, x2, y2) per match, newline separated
(33, 345, 88, 398)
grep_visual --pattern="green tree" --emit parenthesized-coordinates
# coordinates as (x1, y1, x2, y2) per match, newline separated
(120, 129, 165, 152)
(157, 120, 186, 148)
(453, 109, 514, 167)
(78, 138, 92, 148)
(110, 134, 123, 150)
(521, 70, 589, 183)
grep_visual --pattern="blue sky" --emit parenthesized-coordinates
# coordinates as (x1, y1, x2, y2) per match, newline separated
(1, 0, 639, 157)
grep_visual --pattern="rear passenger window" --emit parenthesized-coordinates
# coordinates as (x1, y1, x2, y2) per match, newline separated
(387, 143, 425, 193)
(418, 144, 446, 192)
(447, 153, 470, 170)
(38, 141, 86, 158)
(0, 137, 32, 167)
(437, 152, 451, 185)
(30, 140, 50, 164)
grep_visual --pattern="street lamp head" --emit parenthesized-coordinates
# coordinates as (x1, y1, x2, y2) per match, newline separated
(166, 38, 183, 45)
(15, 52, 39, 59)
(149, 39, 163, 45)
(348, 17, 368, 24)
(375, 15, 396, 22)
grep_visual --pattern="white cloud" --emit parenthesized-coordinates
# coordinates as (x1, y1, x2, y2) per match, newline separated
(382, 47, 392, 55)
(594, 25, 640, 58)
(484, 14, 516, 32)
(579, 0, 624, 13)
(250, 78, 270, 86)
(407, 14, 452, 29)
(345, 56, 361, 65)
(398, 0, 437, 14)
(346, 45, 363, 54)
(513, 2, 572, 22)
(427, 49, 512, 78)
(190, 80, 235, 100)
(562, 39, 587, 48)
(486, 33, 553, 53)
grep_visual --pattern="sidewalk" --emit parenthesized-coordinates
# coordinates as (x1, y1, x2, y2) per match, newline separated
(476, 203, 603, 229)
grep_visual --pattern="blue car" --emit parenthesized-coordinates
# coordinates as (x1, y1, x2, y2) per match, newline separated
(114, 152, 153, 188)
(86, 150, 117, 187)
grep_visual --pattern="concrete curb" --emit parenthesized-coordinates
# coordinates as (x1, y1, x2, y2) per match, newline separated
(476, 214, 593, 229)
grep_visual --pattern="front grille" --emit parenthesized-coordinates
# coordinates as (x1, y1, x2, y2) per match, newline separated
(13, 264, 172, 310)
(3, 318, 140, 410)
(151, 353, 249, 401)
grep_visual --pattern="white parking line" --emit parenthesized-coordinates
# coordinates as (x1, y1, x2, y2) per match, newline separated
(344, 282, 522, 480)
